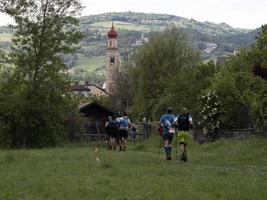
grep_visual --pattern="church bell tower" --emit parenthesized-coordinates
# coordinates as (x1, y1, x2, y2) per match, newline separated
(105, 23, 121, 95)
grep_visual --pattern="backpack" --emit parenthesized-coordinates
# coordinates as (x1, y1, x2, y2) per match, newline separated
(121, 117, 130, 128)
(178, 114, 190, 131)
(110, 120, 119, 129)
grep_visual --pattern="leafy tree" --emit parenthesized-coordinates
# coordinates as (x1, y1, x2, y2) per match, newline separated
(129, 27, 200, 119)
(211, 25, 267, 129)
(0, 0, 83, 148)
(111, 56, 135, 113)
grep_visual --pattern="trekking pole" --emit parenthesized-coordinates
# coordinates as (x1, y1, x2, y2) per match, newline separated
(175, 131, 178, 160)
(158, 136, 162, 158)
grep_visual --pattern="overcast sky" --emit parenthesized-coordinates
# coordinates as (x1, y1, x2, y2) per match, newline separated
(0, 0, 266, 29)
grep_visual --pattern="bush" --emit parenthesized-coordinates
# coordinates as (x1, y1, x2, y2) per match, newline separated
(198, 89, 222, 137)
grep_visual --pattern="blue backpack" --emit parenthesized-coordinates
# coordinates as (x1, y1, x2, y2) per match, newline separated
(121, 117, 130, 128)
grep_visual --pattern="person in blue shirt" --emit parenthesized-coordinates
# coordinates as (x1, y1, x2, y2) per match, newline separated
(160, 107, 176, 160)
(119, 112, 131, 151)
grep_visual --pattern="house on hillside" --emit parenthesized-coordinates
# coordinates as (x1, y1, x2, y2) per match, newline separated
(131, 33, 149, 46)
(203, 42, 218, 54)
(72, 82, 110, 97)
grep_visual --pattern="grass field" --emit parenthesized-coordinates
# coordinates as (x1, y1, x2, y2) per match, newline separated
(0, 33, 12, 42)
(72, 54, 105, 75)
(90, 21, 165, 32)
(0, 136, 266, 200)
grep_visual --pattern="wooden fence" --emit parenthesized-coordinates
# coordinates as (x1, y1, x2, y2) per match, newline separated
(70, 122, 155, 143)
(193, 128, 265, 144)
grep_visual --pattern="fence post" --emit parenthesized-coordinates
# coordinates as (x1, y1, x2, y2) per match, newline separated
(142, 122, 146, 140)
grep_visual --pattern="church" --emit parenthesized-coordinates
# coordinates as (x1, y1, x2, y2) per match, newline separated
(72, 23, 121, 97)
(103, 22, 121, 95)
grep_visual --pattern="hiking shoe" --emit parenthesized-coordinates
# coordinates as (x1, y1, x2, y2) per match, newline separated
(166, 155, 172, 160)
(180, 154, 185, 161)
(180, 153, 187, 162)
(166, 152, 172, 160)
(119, 146, 122, 152)
(183, 153, 187, 162)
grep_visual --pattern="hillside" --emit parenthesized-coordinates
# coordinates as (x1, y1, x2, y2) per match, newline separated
(0, 136, 266, 199)
(0, 12, 260, 83)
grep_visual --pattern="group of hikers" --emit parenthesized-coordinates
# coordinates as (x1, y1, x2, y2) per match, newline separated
(104, 107, 193, 162)
(104, 112, 133, 152)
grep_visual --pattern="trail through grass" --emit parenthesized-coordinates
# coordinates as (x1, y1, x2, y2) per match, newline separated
(0, 136, 266, 200)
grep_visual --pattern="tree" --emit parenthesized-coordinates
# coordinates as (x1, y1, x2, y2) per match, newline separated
(129, 27, 200, 119)
(211, 25, 267, 129)
(0, 0, 83, 147)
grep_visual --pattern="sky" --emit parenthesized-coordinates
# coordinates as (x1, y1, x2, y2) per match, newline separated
(0, 0, 266, 29)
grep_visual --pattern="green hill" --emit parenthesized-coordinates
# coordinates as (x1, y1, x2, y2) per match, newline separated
(0, 135, 266, 199)
(0, 12, 261, 83)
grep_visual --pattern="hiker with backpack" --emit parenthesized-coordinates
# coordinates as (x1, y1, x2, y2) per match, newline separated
(105, 116, 113, 150)
(118, 112, 131, 151)
(176, 107, 193, 162)
(105, 116, 120, 151)
(160, 107, 176, 160)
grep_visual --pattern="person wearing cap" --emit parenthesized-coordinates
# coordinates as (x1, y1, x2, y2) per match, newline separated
(176, 107, 193, 162)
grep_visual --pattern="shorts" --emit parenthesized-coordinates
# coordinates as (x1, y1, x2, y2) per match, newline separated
(110, 131, 118, 139)
(106, 128, 118, 139)
(106, 131, 112, 139)
(119, 128, 128, 139)
(178, 131, 190, 144)
(162, 134, 173, 142)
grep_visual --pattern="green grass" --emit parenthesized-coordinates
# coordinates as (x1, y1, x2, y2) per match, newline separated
(0, 33, 12, 42)
(90, 21, 165, 32)
(0, 136, 266, 200)
(71, 54, 105, 75)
